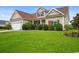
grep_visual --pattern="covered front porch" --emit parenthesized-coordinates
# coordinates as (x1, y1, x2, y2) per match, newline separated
(32, 19, 45, 25)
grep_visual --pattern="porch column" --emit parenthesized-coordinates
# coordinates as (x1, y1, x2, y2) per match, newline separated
(40, 20, 42, 24)
(32, 20, 34, 24)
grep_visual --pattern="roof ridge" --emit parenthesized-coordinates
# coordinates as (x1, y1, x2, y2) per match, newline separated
(16, 10, 33, 15)
(15, 10, 36, 20)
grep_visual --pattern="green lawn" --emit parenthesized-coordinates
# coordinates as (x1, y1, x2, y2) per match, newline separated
(0, 30, 79, 53)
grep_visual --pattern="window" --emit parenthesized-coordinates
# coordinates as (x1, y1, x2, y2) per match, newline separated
(42, 20, 45, 24)
(34, 20, 40, 25)
(37, 8, 45, 17)
(57, 20, 60, 23)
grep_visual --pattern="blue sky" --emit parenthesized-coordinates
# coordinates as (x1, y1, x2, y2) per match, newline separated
(0, 6, 79, 21)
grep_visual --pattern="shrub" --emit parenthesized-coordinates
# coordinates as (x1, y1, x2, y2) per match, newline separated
(37, 24, 43, 30)
(36, 24, 49, 30)
(5, 24, 11, 30)
(50, 24, 54, 30)
(0, 23, 11, 30)
(31, 24, 36, 30)
(64, 24, 73, 31)
(43, 24, 49, 30)
(0, 26, 6, 29)
(55, 23, 63, 31)
(49, 23, 62, 31)
(22, 22, 32, 30)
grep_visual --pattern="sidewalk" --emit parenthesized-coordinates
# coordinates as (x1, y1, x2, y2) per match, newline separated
(0, 30, 17, 32)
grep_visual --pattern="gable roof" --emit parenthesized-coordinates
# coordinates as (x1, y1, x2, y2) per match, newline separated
(56, 6, 69, 15)
(16, 10, 36, 20)
(45, 8, 64, 17)
(37, 7, 48, 12)
(45, 6, 69, 16)
(13, 6, 69, 20)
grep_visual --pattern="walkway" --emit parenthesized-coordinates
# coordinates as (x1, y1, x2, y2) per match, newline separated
(0, 30, 17, 32)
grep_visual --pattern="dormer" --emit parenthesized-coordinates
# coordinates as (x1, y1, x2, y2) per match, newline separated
(36, 8, 47, 18)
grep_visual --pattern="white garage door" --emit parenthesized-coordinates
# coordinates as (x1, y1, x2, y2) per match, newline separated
(11, 21, 22, 30)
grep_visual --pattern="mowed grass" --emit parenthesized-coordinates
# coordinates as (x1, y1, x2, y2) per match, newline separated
(0, 30, 79, 53)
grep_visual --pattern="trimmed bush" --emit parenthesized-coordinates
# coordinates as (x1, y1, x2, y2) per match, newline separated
(22, 22, 62, 31)
(49, 23, 62, 31)
(5, 24, 11, 30)
(56, 23, 63, 31)
(0, 26, 6, 29)
(22, 23, 27, 30)
(43, 24, 49, 30)
(36, 24, 49, 30)
(31, 24, 36, 30)
(64, 24, 73, 31)
(50, 24, 54, 30)
(37, 24, 43, 30)
(0, 24, 11, 30)
(22, 22, 32, 30)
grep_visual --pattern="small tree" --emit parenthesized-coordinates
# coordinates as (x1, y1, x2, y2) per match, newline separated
(71, 13, 79, 30)
(70, 13, 79, 37)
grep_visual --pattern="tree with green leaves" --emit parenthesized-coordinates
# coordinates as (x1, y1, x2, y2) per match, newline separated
(71, 13, 79, 30)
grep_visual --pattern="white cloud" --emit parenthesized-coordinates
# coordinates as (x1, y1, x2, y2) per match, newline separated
(0, 14, 11, 21)
(0, 10, 13, 21)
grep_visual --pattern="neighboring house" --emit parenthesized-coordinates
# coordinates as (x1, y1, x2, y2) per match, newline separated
(0, 20, 8, 27)
(10, 6, 70, 30)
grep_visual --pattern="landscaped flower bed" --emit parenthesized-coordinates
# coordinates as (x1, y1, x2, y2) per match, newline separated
(22, 22, 63, 31)
(64, 30, 79, 37)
